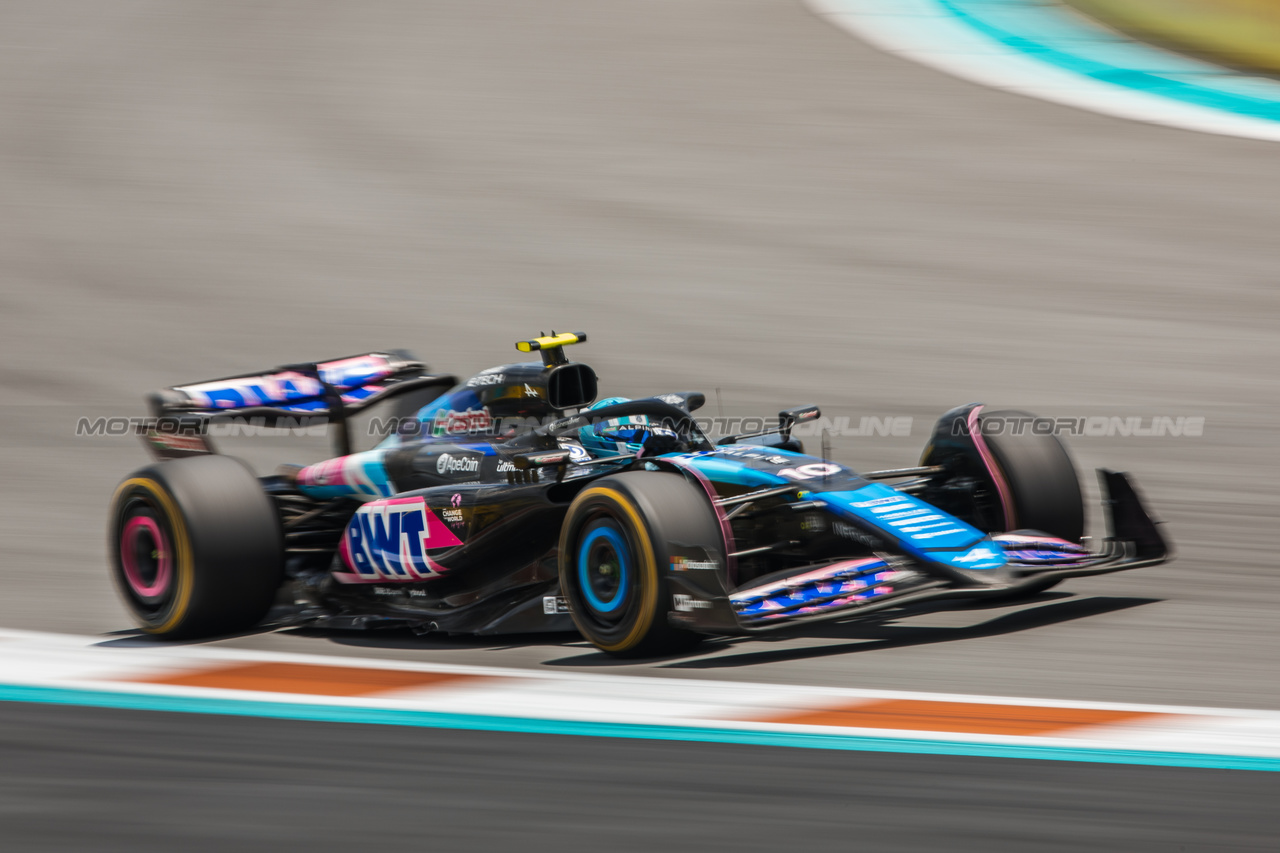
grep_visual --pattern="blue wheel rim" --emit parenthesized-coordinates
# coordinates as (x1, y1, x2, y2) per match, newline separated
(577, 524, 631, 614)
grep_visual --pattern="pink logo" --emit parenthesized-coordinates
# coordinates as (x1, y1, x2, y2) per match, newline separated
(451, 493, 462, 507)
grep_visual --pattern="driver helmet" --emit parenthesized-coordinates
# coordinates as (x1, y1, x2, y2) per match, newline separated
(578, 396, 678, 457)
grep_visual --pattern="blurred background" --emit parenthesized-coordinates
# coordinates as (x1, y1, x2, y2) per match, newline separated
(1, 0, 1278, 849)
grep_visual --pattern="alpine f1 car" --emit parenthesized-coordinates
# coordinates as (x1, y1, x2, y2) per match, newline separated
(109, 332, 1170, 656)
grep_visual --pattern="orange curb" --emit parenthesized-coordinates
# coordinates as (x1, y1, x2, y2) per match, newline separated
(136, 662, 487, 697)
(763, 699, 1158, 737)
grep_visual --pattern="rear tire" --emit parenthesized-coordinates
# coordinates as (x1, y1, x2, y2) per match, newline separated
(109, 455, 283, 638)
(559, 472, 717, 657)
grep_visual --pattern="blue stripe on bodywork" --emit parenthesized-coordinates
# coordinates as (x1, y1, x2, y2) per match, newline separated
(674, 455, 792, 490)
(821, 485, 1006, 570)
(672, 455, 1005, 571)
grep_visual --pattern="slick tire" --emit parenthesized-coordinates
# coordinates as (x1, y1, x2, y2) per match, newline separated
(559, 472, 714, 657)
(959, 409, 1084, 597)
(109, 455, 284, 639)
(977, 409, 1085, 545)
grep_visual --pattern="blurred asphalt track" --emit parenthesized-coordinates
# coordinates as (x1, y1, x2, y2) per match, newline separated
(1, 0, 1278, 845)
(3, 702, 1277, 852)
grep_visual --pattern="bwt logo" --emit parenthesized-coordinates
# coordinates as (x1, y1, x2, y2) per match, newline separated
(343, 497, 463, 580)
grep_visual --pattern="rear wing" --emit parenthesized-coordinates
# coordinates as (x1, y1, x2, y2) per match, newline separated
(146, 351, 456, 457)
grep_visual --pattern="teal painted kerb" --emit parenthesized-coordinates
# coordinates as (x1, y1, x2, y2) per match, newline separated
(3, 683, 1278, 772)
(939, 0, 1280, 122)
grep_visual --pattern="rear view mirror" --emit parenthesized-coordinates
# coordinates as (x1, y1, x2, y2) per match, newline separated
(778, 405, 820, 441)
(717, 404, 819, 446)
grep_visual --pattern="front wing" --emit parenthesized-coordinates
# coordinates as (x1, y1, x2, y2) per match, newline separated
(667, 470, 1170, 635)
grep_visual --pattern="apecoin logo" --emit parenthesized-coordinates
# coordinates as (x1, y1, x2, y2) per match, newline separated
(437, 453, 480, 475)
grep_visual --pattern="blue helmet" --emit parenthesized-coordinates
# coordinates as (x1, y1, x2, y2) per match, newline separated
(577, 397, 677, 457)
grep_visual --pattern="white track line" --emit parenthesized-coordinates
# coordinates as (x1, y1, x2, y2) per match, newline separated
(1, 629, 1279, 768)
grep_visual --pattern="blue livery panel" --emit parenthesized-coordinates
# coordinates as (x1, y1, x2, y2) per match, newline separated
(818, 485, 1007, 572)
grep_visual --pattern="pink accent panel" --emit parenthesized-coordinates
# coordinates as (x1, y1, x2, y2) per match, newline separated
(668, 458, 738, 585)
(736, 558, 885, 600)
(967, 406, 1016, 531)
(319, 354, 393, 382)
(993, 533, 1085, 550)
(298, 457, 350, 488)
(337, 531, 352, 567)
(411, 499, 464, 548)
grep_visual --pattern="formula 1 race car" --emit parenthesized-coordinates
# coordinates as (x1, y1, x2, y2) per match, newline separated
(109, 333, 1171, 656)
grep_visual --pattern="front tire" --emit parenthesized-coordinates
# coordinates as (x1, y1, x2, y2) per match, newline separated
(972, 409, 1084, 544)
(923, 407, 1084, 597)
(109, 455, 283, 638)
(558, 472, 718, 657)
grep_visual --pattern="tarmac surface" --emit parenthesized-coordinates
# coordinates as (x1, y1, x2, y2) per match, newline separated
(0, 0, 1278, 844)
(1, 702, 1276, 852)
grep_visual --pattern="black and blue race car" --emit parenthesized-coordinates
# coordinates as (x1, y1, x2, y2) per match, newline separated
(109, 333, 1170, 656)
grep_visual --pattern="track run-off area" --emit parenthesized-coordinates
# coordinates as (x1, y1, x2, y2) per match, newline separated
(3, 629, 1279, 771)
(2, 1, 1280, 848)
